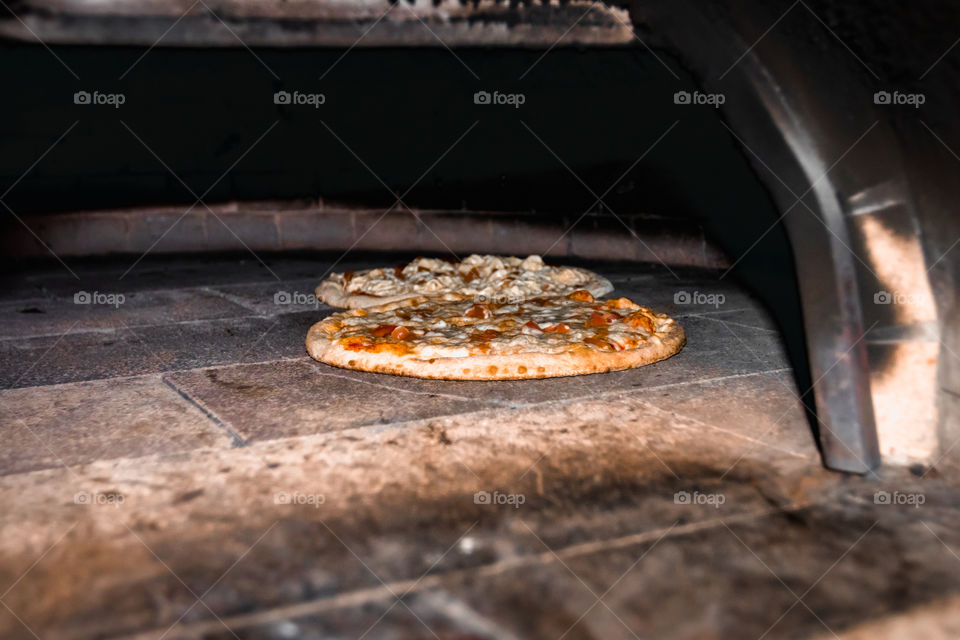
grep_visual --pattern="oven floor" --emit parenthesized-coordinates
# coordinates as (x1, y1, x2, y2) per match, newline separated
(1, 255, 958, 640)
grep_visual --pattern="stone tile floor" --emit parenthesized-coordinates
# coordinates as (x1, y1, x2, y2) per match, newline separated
(0, 254, 958, 639)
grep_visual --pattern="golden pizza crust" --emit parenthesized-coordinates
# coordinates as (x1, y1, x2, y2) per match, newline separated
(306, 321, 684, 380)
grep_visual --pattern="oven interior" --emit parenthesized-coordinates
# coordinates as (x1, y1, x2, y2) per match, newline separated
(2, 2, 960, 638)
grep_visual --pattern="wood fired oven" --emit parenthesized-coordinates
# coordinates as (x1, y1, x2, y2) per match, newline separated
(1, 1, 959, 638)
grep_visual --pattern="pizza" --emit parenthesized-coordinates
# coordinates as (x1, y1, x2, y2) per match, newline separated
(306, 290, 684, 380)
(315, 254, 613, 309)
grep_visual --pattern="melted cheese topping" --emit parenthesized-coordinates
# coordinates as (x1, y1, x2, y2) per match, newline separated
(329, 254, 607, 302)
(316, 290, 676, 358)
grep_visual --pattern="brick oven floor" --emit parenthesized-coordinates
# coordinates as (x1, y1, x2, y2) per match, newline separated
(1, 255, 959, 639)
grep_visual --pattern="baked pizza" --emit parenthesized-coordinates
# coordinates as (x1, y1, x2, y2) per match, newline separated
(316, 254, 613, 309)
(306, 290, 684, 380)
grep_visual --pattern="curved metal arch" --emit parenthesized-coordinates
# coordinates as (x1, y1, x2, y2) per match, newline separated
(634, 0, 900, 472)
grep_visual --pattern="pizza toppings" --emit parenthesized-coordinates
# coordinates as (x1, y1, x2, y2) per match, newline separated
(342, 336, 374, 351)
(317, 254, 614, 308)
(371, 324, 396, 337)
(602, 297, 636, 309)
(391, 326, 413, 340)
(523, 320, 572, 335)
(309, 256, 684, 379)
(316, 293, 676, 360)
(465, 303, 492, 319)
(585, 310, 621, 327)
(583, 336, 615, 350)
(626, 312, 656, 333)
(568, 290, 595, 302)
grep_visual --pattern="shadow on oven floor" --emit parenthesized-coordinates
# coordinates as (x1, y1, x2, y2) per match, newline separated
(1, 254, 958, 639)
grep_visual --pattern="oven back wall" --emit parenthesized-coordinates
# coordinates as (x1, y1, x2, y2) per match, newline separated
(0, 46, 773, 220)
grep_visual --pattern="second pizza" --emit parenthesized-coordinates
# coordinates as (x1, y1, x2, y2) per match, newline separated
(316, 254, 613, 309)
